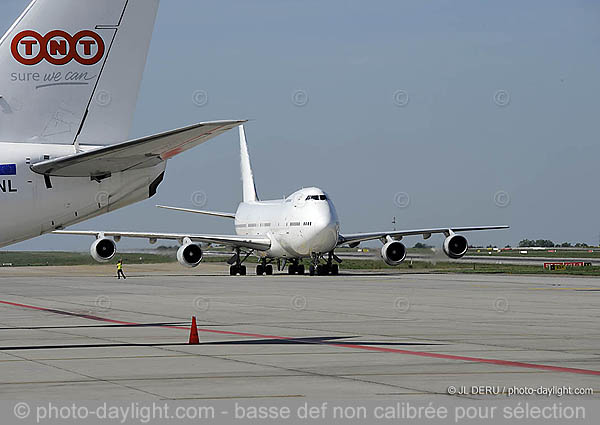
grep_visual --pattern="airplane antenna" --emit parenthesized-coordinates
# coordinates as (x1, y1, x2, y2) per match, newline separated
(392, 216, 396, 231)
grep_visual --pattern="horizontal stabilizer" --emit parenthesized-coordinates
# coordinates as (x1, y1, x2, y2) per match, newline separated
(30, 120, 245, 178)
(157, 205, 236, 219)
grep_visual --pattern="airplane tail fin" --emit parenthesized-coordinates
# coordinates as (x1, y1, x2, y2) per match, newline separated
(0, 0, 159, 146)
(239, 125, 258, 203)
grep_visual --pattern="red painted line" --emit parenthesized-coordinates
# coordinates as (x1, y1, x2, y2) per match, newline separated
(0, 300, 290, 338)
(329, 343, 600, 376)
(2, 299, 599, 376)
(0, 300, 136, 326)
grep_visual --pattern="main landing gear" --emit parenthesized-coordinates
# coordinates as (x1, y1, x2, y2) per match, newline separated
(229, 250, 275, 276)
(242, 253, 342, 277)
(230, 264, 246, 276)
(287, 259, 305, 275)
(256, 259, 274, 276)
(229, 248, 250, 276)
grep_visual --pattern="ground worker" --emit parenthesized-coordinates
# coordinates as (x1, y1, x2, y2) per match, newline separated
(116, 259, 126, 280)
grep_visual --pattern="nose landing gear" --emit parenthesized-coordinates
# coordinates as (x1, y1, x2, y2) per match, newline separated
(308, 252, 341, 276)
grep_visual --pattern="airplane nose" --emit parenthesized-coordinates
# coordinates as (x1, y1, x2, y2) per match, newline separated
(313, 205, 334, 230)
(314, 217, 333, 234)
(309, 203, 339, 251)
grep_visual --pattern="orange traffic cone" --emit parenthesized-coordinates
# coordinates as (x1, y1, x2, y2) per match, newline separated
(189, 316, 199, 344)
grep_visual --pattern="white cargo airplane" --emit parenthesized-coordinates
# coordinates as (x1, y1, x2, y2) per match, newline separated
(55, 126, 509, 276)
(0, 0, 243, 248)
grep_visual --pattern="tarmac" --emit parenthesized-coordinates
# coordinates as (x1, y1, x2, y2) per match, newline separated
(0, 263, 598, 401)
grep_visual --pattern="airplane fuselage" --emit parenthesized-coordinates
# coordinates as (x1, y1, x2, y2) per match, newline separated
(0, 142, 165, 247)
(234, 187, 340, 258)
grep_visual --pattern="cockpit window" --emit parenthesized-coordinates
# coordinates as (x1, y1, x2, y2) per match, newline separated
(305, 195, 327, 201)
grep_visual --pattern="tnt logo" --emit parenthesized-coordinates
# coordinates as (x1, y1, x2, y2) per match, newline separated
(11, 30, 105, 66)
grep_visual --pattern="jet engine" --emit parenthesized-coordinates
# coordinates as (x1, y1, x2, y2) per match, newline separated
(443, 234, 468, 259)
(90, 238, 116, 262)
(177, 243, 203, 268)
(381, 240, 407, 266)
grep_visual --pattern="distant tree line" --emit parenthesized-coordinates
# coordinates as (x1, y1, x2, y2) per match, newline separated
(518, 239, 590, 248)
(156, 245, 178, 250)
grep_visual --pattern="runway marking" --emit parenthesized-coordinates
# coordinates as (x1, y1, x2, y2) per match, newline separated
(174, 395, 304, 400)
(2, 299, 600, 377)
(0, 337, 436, 351)
(0, 322, 187, 330)
(529, 287, 599, 291)
(3, 371, 561, 388)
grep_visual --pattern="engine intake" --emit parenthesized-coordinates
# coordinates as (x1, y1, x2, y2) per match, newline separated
(443, 234, 468, 259)
(177, 244, 203, 268)
(90, 238, 116, 262)
(381, 240, 407, 266)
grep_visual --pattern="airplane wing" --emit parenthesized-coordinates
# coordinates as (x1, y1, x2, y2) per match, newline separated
(156, 205, 236, 219)
(338, 225, 509, 246)
(53, 230, 271, 251)
(31, 120, 245, 178)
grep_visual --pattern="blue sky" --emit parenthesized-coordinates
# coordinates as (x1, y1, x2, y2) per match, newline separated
(2, 0, 600, 250)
